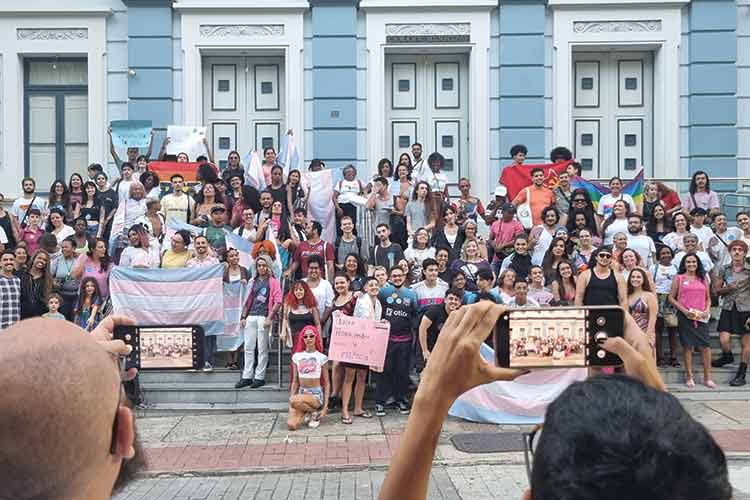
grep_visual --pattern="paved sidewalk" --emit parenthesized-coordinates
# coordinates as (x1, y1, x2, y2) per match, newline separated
(135, 398, 750, 475)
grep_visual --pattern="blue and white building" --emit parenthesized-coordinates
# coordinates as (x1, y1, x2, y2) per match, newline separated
(0, 0, 746, 196)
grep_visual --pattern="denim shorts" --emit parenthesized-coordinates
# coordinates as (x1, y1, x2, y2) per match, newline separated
(299, 386, 324, 408)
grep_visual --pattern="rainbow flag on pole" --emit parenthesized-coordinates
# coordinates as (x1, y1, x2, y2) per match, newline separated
(570, 169, 644, 211)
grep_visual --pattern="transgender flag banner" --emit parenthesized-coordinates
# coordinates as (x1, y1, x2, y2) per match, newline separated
(449, 343, 587, 424)
(110, 264, 226, 336)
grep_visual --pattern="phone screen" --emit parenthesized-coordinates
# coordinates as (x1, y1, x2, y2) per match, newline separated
(138, 326, 195, 369)
(508, 309, 587, 368)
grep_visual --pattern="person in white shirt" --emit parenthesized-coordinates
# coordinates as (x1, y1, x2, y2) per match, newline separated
(707, 213, 742, 267)
(507, 280, 540, 308)
(233, 208, 257, 242)
(626, 214, 656, 265)
(416, 152, 449, 201)
(597, 177, 636, 220)
(528, 206, 560, 266)
(304, 255, 334, 322)
(11, 177, 47, 224)
(688, 208, 714, 250)
(672, 233, 713, 274)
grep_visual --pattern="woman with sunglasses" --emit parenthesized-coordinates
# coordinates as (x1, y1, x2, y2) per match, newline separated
(567, 189, 598, 226)
(575, 246, 627, 308)
(287, 325, 330, 430)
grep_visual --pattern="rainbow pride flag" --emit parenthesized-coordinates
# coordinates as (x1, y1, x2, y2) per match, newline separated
(570, 169, 644, 211)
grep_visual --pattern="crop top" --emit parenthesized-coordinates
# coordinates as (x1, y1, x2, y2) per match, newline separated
(292, 351, 328, 380)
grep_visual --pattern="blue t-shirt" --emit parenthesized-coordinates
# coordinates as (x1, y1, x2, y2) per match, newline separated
(378, 282, 417, 342)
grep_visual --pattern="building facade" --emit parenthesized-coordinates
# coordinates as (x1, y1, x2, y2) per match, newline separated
(0, 0, 745, 197)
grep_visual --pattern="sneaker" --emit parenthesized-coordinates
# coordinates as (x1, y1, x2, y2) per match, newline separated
(203, 362, 213, 373)
(397, 400, 411, 415)
(308, 412, 321, 429)
(375, 404, 386, 417)
(251, 379, 265, 389)
(235, 378, 253, 389)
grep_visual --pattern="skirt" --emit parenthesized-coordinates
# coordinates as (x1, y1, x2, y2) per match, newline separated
(717, 305, 750, 336)
(677, 310, 710, 348)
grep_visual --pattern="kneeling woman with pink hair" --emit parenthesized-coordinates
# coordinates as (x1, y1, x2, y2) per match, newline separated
(288, 325, 330, 430)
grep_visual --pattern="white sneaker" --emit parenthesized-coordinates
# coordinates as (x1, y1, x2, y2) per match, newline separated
(203, 362, 213, 373)
(308, 412, 320, 429)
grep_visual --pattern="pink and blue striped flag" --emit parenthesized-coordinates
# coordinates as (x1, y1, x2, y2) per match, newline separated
(449, 344, 587, 424)
(110, 264, 226, 336)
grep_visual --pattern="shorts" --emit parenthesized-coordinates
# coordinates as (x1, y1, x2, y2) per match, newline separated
(298, 386, 324, 408)
(717, 305, 750, 336)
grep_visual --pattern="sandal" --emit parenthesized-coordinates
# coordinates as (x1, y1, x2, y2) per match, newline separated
(704, 379, 717, 389)
(685, 378, 695, 388)
(341, 415, 353, 425)
(354, 411, 373, 419)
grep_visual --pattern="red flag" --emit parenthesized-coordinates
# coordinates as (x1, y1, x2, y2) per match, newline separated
(499, 160, 573, 200)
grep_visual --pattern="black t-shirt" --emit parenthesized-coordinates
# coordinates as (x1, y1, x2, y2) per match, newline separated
(372, 243, 405, 270)
(424, 303, 449, 351)
(268, 184, 287, 208)
(96, 189, 118, 215)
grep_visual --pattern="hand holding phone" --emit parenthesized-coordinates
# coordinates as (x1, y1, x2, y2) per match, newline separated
(495, 306, 624, 369)
(113, 325, 205, 370)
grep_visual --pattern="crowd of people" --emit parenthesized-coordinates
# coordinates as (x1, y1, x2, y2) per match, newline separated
(1, 136, 749, 429)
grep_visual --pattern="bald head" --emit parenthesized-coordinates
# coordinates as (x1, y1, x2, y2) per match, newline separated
(0, 319, 122, 499)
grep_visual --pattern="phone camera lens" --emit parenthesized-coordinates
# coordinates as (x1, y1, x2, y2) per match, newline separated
(596, 349, 606, 359)
(596, 316, 606, 326)
(594, 332, 608, 343)
(125, 334, 132, 341)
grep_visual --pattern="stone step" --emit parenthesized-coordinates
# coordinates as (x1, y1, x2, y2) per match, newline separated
(141, 382, 291, 406)
(138, 367, 290, 385)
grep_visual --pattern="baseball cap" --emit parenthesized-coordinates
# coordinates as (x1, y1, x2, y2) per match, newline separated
(501, 202, 515, 213)
(210, 205, 227, 214)
(494, 185, 508, 197)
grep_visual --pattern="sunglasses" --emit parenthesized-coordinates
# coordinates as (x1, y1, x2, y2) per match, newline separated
(303, 334, 315, 339)
(597, 253, 612, 259)
(573, 198, 586, 203)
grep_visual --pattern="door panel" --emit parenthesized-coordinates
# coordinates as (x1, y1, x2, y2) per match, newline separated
(572, 52, 653, 179)
(203, 56, 284, 161)
(385, 54, 468, 184)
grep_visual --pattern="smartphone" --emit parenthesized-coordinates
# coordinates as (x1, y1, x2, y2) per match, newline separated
(113, 325, 205, 370)
(494, 306, 624, 369)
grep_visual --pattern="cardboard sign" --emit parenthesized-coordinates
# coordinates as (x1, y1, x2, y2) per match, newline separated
(110, 120, 152, 149)
(328, 314, 390, 367)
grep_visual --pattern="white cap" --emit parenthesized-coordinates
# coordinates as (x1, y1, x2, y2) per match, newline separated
(494, 185, 508, 197)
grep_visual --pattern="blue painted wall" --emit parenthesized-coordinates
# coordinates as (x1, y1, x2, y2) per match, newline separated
(310, 0, 359, 176)
(497, 0, 547, 182)
(687, 0, 737, 184)
(124, 0, 174, 149)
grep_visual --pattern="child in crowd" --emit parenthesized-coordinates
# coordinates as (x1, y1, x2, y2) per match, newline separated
(42, 293, 66, 321)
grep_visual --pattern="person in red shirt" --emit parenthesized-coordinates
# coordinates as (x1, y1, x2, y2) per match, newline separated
(511, 168, 556, 227)
(285, 220, 335, 280)
(655, 181, 682, 217)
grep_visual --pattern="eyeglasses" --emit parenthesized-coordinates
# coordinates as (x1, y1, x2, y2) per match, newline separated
(523, 424, 543, 482)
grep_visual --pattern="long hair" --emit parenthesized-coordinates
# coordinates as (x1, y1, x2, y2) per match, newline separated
(27, 249, 54, 303)
(76, 276, 102, 315)
(240, 185, 262, 213)
(567, 188, 597, 222)
(195, 182, 225, 206)
(396, 154, 412, 178)
(627, 267, 653, 294)
(292, 325, 324, 356)
(542, 237, 567, 276)
(554, 260, 577, 294)
(646, 203, 672, 234)
(344, 252, 366, 278)
(671, 212, 691, 233)
(48, 179, 70, 207)
(45, 208, 67, 233)
(588, 246, 613, 269)
(677, 252, 706, 282)
(689, 170, 710, 195)
(81, 181, 99, 205)
(601, 200, 632, 236)
(68, 172, 84, 193)
(285, 280, 318, 309)
(87, 237, 112, 273)
(617, 248, 643, 270)
(377, 158, 393, 179)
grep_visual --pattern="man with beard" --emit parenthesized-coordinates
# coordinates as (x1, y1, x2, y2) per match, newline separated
(0, 316, 145, 499)
(11, 177, 47, 226)
(626, 214, 655, 265)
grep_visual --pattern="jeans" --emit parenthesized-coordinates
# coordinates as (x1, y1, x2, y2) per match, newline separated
(204, 335, 217, 366)
(242, 316, 270, 381)
(375, 340, 412, 405)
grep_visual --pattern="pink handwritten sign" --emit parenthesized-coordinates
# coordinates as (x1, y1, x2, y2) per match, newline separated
(328, 314, 390, 366)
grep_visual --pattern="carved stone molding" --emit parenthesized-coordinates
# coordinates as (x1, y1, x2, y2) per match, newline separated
(17, 28, 88, 40)
(573, 20, 662, 33)
(385, 23, 471, 37)
(199, 24, 285, 38)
